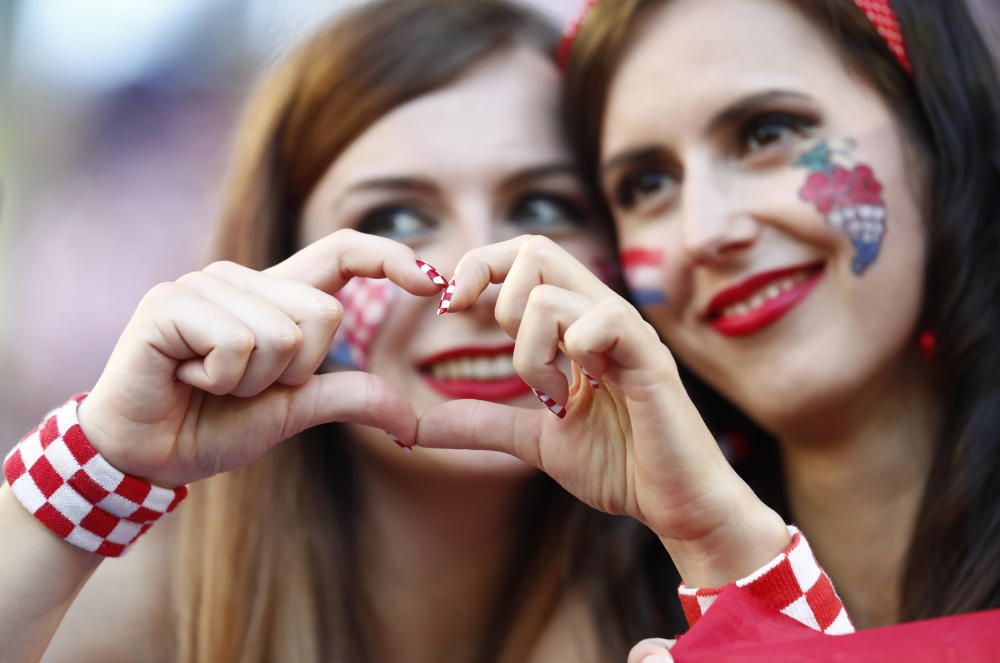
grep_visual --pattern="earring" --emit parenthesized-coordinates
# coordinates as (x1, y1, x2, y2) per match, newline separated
(919, 329, 937, 359)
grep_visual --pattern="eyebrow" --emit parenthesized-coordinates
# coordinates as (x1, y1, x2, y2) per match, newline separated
(601, 89, 811, 176)
(335, 162, 580, 208)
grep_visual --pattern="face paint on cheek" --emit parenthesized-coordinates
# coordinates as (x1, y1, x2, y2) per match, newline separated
(327, 277, 398, 371)
(620, 248, 669, 306)
(795, 139, 887, 275)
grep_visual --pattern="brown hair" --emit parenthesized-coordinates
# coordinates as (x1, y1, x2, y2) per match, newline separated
(564, 0, 1000, 621)
(172, 1, 685, 661)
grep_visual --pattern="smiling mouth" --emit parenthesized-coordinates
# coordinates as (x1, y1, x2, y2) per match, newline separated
(416, 344, 531, 401)
(705, 262, 825, 337)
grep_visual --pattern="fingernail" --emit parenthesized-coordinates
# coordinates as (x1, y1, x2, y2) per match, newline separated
(416, 259, 447, 287)
(641, 656, 672, 663)
(580, 368, 600, 389)
(531, 388, 566, 419)
(388, 433, 414, 454)
(437, 279, 456, 315)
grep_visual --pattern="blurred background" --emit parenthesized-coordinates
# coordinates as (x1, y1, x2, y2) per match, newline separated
(0, 0, 996, 455)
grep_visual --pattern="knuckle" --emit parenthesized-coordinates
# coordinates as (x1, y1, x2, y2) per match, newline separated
(226, 329, 257, 356)
(269, 325, 305, 354)
(141, 281, 183, 308)
(313, 296, 344, 326)
(519, 234, 554, 260)
(203, 260, 240, 277)
(525, 284, 560, 314)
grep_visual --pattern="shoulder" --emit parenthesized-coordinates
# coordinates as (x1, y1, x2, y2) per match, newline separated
(41, 516, 177, 662)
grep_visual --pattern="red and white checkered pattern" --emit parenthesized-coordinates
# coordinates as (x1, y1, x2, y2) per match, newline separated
(678, 526, 854, 635)
(530, 388, 566, 419)
(416, 259, 448, 287)
(3, 395, 187, 557)
(853, 0, 912, 74)
(437, 279, 457, 315)
(330, 277, 397, 370)
(557, 0, 911, 76)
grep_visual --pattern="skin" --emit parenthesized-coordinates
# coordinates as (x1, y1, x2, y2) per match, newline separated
(598, 0, 936, 626)
(0, 47, 611, 663)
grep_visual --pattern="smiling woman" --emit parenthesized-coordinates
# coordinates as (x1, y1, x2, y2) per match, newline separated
(562, 0, 1000, 636)
(0, 1, 693, 662)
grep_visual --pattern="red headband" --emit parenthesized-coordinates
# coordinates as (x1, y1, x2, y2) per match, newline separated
(558, 0, 912, 75)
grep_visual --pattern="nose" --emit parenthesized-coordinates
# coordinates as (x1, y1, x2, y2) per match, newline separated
(434, 201, 502, 323)
(680, 166, 761, 265)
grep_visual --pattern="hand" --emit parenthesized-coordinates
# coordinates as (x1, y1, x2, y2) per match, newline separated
(628, 638, 676, 663)
(76, 229, 444, 487)
(417, 235, 788, 586)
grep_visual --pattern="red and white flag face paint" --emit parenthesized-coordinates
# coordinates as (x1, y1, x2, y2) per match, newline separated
(620, 248, 669, 306)
(328, 277, 397, 371)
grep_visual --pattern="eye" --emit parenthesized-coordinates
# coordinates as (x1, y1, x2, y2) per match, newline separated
(614, 166, 675, 211)
(740, 112, 815, 156)
(357, 205, 436, 239)
(510, 194, 585, 229)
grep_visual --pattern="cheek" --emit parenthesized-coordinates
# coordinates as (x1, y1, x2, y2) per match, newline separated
(327, 278, 398, 370)
(794, 139, 889, 276)
(620, 247, 670, 306)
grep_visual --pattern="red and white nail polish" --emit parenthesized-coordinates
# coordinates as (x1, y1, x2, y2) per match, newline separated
(437, 279, 456, 315)
(388, 433, 414, 454)
(416, 260, 448, 287)
(531, 388, 566, 419)
(580, 368, 600, 389)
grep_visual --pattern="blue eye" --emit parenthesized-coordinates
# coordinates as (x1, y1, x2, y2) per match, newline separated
(510, 195, 585, 229)
(357, 206, 436, 238)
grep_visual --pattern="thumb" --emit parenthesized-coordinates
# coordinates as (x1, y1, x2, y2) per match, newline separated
(279, 371, 418, 444)
(628, 638, 676, 663)
(416, 399, 543, 464)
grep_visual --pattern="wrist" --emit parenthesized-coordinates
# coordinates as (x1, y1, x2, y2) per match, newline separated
(658, 487, 790, 588)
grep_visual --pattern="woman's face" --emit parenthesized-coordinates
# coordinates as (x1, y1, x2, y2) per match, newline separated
(301, 46, 611, 476)
(600, 0, 928, 435)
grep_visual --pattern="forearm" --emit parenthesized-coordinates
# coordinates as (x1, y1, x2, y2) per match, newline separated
(0, 482, 101, 663)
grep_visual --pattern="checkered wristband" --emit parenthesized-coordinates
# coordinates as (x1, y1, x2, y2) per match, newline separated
(678, 526, 854, 635)
(3, 394, 188, 557)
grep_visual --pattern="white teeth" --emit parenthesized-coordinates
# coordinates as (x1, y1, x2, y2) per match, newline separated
(719, 271, 813, 319)
(426, 354, 517, 381)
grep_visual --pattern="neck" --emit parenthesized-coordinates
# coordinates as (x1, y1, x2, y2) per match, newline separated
(779, 357, 938, 628)
(354, 452, 537, 663)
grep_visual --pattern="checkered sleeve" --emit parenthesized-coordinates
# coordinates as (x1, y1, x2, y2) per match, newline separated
(3, 395, 187, 557)
(678, 525, 854, 635)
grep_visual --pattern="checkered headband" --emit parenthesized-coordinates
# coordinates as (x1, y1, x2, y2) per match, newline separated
(558, 0, 912, 75)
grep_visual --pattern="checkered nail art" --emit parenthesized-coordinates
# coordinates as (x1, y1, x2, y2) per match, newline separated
(416, 260, 447, 287)
(437, 279, 456, 315)
(580, 368, 600, 389)
(388, 433, 413, 454)
(531, 388, 566, 418)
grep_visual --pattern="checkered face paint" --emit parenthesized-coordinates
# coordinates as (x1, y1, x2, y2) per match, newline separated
(620, 248, 669, 306)
(796, 139, 886, 275)
(327, 277, 398, 371)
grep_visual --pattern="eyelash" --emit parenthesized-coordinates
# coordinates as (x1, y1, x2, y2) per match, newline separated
(738, 111, 817, 156)
(613, 163, 675, 213)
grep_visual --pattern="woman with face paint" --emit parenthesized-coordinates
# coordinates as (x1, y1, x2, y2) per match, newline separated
(416, 0, 1000, 654)
(0, 1, 715, 661)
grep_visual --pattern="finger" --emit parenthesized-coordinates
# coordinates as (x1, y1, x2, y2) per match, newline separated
(277, 371, 419, 447)
(562, 297, 668, 378)
(264, 228, 447, 296)
(201, 262, 342, 385)
(415, 399, 544, 466)
(442, 235, 611, 319)
(628, 639, 676, 663)
(140, 283, 255, 395)
(176, 272, 303, 397)
(512, 284, 596, 410)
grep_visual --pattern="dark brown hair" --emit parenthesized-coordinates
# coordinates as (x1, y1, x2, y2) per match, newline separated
(564, 0, 1000, 622)
(174, 1, 685, 661)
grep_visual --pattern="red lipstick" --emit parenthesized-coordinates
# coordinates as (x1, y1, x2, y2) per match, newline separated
(416, 344, 531, 401)
(705, 263, 824, 338)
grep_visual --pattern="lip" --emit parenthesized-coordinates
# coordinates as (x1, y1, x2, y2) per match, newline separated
(416, 343, 531, 401)
(704, 262, 825, 338)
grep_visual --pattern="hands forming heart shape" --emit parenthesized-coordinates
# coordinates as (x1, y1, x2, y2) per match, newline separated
(77, 229, 787, 587)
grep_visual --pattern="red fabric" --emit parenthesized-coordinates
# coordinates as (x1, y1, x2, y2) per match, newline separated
(678, 527, 853, 635)
(671, 586, 1000, 661)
